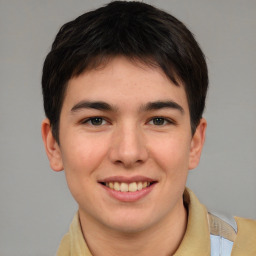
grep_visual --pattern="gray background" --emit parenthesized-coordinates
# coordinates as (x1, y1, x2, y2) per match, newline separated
(0, 0, 255, 255)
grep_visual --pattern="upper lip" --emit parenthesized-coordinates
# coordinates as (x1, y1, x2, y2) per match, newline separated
(98, 175, 157, 183)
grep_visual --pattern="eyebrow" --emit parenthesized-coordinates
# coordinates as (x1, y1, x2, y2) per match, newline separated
(71, 100, 184, 114)
(71, 101, 115, 112)
(141, 100, 184, 114)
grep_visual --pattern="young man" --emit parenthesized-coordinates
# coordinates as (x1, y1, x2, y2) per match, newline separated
(41, 1, 256, 255)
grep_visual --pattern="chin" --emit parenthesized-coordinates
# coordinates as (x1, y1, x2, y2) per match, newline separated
(108, 221, 150, 234)
(102, 211, 157, 234)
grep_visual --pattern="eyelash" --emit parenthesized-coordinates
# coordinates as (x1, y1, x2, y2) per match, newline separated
(81, 116, 175, 126)
(81, 117, 108, 126)
(148, 117, 175, 126)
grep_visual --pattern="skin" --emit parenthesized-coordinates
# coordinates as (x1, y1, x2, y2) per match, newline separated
(42, 56, 206, 256)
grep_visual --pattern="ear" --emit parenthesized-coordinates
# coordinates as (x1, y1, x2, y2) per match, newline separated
(41, 118, 63, 172)
(188, 118, 207, 170)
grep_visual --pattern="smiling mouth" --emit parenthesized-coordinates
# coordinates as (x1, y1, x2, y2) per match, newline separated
(100, 181, 155, 192)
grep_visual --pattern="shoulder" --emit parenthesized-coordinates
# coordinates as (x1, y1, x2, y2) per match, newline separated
(234, 215, 256, 231)
(208, 212, 256, 255)
(208, 212, 236, 255)
(232, 216, 256, 255)
(56, 232, 71, 256)
(55, 212, 93, 256)
(185, 188, 256, 255)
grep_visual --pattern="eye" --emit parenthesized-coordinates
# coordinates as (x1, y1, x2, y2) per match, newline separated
(148, 117, 172, 126)
(82, 117, 107, 126)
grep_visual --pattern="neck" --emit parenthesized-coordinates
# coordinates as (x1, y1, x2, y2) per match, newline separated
(79, 199, 187, 256)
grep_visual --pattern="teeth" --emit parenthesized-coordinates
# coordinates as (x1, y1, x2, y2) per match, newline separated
(129, 182, 137, 192)
(114, 182, 120, 191)
(105, 181, 152, 192)
(137, 182, 142, 190)
(120, 183, 128, 192)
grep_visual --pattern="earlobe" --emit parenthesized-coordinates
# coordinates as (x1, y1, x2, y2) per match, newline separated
(41, 118, 64, 172)
(188, 118, 207, 170)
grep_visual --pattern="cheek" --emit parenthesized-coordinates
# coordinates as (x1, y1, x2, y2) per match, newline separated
(62, 134, 106, 167)
(60, 135, 109, 192)
(149, 134, 191, 173)
(60, 136, 109, 204)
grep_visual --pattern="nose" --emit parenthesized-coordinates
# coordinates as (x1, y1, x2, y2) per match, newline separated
(108, 123, 149, 168)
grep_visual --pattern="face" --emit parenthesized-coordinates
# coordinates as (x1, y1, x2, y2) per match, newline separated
(42, 56, 206, 234)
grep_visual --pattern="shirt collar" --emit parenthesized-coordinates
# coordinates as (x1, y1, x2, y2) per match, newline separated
(174, 188, 211, 255)
(66, 187, 211, 256)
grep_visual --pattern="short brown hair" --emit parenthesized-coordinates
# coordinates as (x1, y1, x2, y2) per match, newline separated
(42, 1, 208, 142)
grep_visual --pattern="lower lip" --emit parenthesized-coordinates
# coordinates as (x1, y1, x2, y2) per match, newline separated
(101, 183, 156, 202)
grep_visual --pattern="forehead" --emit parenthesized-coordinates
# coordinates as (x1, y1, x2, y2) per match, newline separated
(63, 56, 189, 112)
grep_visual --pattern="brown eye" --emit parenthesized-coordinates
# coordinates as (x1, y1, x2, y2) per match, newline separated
(152, 117, 165, 125)
(90, 117, 104, 125)
(82, 117, 107, 126)
(148, 117, 174, 126)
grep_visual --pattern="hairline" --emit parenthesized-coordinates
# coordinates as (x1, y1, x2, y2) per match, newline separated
(52, 54, 196, 144)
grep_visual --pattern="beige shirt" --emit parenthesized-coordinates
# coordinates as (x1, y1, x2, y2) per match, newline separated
(57, 188, 256, 256)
